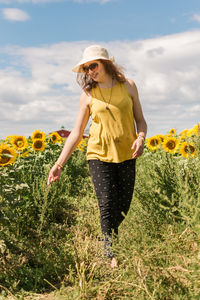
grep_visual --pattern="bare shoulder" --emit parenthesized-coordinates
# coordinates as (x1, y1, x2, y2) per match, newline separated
(124, 78, 139, 99)
(125, 78, 135, 87)
(80, 90, 91, 107)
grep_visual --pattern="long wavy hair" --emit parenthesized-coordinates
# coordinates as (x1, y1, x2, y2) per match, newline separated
(76, 59, 126, 92)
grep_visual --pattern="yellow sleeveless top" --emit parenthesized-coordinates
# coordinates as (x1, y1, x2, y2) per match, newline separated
(86, 82, 137, 163)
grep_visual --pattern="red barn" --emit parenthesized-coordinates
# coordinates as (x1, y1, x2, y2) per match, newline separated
(56, 129, 88, 139)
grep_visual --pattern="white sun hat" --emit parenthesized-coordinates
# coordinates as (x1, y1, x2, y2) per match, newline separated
(72, 45, 114, 73)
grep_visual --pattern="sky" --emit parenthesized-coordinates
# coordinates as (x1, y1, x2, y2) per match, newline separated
(0, 0, 200, 139)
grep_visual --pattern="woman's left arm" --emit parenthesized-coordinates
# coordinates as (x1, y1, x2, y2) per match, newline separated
(125, 79, 147, 158)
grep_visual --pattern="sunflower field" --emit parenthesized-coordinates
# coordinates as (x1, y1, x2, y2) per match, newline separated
(136, 123, 200, 230)
(0, 124, 200, 299)
(0, 131, 90, 293)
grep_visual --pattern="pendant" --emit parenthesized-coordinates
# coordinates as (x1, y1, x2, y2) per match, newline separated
(106, 106, 109, 110)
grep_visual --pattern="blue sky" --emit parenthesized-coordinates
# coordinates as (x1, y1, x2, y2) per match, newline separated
(1, 0, 200, 45)
(0, 0, 200, 138)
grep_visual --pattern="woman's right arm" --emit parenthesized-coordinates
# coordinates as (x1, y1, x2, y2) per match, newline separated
(47, 91, 90, 185)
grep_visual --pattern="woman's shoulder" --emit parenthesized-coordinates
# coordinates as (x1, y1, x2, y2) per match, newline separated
(124, 78, 136, 89)
(124, 78, 138, 97)
(80, 89, 91, 107)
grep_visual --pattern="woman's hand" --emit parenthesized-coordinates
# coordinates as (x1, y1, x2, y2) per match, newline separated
(131, 137, 145, 159)
(47, 164, 62, 185)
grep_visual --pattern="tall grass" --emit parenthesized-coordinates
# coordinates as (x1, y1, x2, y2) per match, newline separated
(134, 144, 200, 236)
(0, 133, 200, 299)
(0, 145, 90, 293)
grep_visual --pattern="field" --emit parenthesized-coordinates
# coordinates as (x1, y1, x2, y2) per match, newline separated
(0, 126, 200, 300)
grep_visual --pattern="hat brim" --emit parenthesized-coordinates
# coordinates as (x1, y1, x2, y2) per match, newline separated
(72, 56, 114, 73)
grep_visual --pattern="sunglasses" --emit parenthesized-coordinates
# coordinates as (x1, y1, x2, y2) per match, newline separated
(82, 62, 99, 73)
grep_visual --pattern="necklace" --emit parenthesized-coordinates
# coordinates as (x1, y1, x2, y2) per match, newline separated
(98, 79, 113, 110)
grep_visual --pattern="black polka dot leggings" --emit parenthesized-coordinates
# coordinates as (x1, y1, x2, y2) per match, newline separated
(88, 159, 136, 257)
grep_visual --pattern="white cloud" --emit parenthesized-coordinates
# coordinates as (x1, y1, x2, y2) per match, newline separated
(0, 30, 200, 139)
(2, 8, 30, 21)
(191, 14, 200, 24)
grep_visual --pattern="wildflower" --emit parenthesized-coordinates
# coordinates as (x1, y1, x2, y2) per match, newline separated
(0, 143, 17, 166)
(180, 129, 188, 137)
(157, 134, 165, 142)
(169, 128, 177, 136)
(11, 135, 28, 151)
(146, 135, 162, 151)
(162, 136, 178, 154)
(32, 130, 46, 140)
(32, 139, 46, 152)
(77, 145, 85, 151)
(80, 139, 87, 147)
(49, 132, 63, 144)
(5, 135, 14, 142)
(77, 139, 87, 151)
(188, 124, 200, 137)
(178, 135, 186, 143)
(21, 151, 30, 158)
(179, 142, 197, 158)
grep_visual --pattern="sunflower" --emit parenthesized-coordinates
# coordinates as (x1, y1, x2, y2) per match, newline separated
(32, 139, 46, 152)
(77, 145, 85, 152)
(81, 139, 88, 146)
(146, 135, 162, 151)
(187, 124, 200, 137)
(77, 139, 88, 151)
(162, 136, 178, 154)
(178, 135, 186, 143)
(0, 143, 17, 166)
(180, 129, 188, 137)
(5, 135, 14, 142)
(21, 151, 30, 158)
(32, 130, 46, 140)
(169, 128, 177, 136)
(179, 142, 197, 158)
(11, 135, 28, 151)
(49, 132, 62, 144)
(186, 128, 195, 137)
(157, 134, 165, 142)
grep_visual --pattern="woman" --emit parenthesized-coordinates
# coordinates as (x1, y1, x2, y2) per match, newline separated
(47, 45, 147, 268)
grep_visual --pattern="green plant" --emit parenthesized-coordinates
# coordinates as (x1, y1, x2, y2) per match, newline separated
(0, 143, 90, 293)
